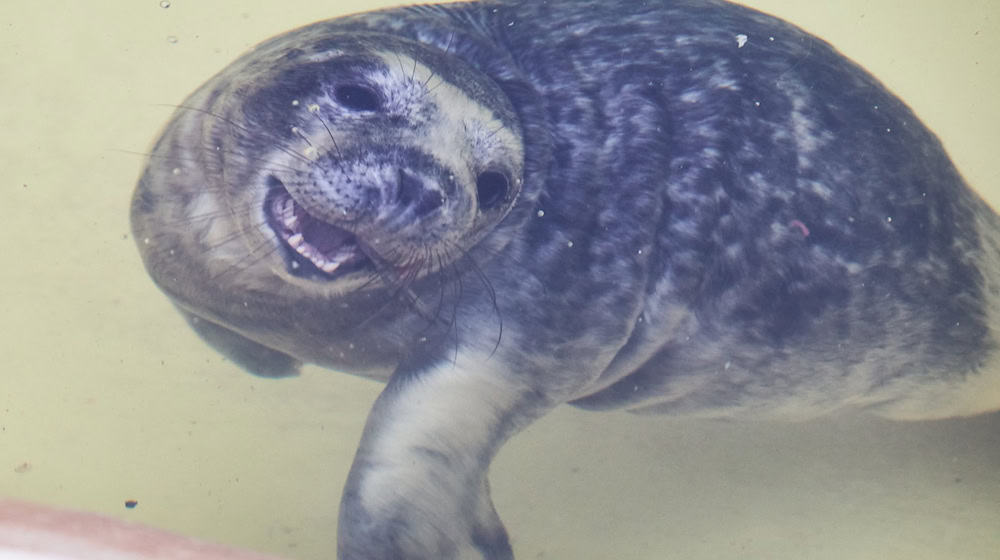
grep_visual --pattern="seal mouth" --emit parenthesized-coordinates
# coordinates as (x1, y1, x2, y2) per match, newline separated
(264, 186, 370, 279)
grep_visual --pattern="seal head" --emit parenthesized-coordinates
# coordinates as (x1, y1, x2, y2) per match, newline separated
(245, 37, 525, 289)
(133, 30, 532, 379)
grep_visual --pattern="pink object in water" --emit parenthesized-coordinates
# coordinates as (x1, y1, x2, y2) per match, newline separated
(0, 499, 286, 560)
(789, 219, 810, 237)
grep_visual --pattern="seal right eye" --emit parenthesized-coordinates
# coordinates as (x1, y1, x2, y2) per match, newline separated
(334, 84, 381, 111)
(476, 171, 509, 210)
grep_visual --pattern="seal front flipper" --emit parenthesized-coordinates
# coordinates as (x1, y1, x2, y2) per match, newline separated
(337, 354, 553, 560)
(180, 310, 301, 378)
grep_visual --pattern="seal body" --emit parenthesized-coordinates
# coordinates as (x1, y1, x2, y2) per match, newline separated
(131, 1, 1000, 558)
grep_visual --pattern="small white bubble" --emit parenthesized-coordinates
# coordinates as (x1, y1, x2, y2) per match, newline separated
(349, 343, 355, 349)
(242, 301, 249, 307)
(887, 216, 893, 223)
(886, 127, 892, 133)
(736, 34, 748, 48)
(724, 361, 732, 370)
(143, 237, 150, 245)
(291, 99, 300, 106)
(291, 261, 300, 269)
(754, 100, 761, 107)
(637, 249, 643, 255)
(171, 167, 181, 175)
(159, 0, 170, 7)
(536, 210, 545, 217)
(567, 241, 574, 248)
(769, 36, 775, 42)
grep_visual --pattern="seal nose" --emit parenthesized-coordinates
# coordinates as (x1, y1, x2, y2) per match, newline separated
(396, 169, 445, 216)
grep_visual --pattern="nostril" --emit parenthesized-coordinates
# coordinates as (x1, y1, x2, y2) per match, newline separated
(414, 191, 444, 216)
(397, 169, 420, 206)
(397, 169, 444, 216)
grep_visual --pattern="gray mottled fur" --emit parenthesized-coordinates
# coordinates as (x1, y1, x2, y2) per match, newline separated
(131, 1, 1000, 558)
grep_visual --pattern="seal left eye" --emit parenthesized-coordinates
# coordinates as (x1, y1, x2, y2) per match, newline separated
(476, 171, 509, 210)
(334, 84, 381, 111)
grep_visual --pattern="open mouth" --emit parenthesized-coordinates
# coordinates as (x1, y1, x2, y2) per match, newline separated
(264, 185, 370, 279)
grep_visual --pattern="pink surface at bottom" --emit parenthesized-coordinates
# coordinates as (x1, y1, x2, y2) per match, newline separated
(0, 499, 286, 560)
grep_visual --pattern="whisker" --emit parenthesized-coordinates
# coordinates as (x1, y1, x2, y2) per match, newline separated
(308, 106, 351, 179)
(164, 103, 313, 166)
(484, 121, 508, 140)
(394, 52, 407, 76)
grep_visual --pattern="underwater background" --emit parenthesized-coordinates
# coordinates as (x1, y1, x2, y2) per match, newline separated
(1, 1, 998, 558)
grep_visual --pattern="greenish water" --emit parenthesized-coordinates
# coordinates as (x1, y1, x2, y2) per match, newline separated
(1, 1, 998, 558)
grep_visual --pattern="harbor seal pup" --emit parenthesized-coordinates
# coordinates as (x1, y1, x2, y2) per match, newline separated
(131, 0, 1000, 558)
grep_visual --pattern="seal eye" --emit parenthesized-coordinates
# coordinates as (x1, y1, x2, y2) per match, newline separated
(476, 171, 509, 210)
(334, 84, 381, 111)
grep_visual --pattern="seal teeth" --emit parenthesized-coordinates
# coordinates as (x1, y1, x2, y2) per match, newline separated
(319, 260, 343, 274)
(286, 231, 350, 274)
(281, 200, 301, 230)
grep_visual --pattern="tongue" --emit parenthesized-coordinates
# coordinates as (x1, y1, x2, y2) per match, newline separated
(301, 217, 354, 254)
(267, 187, 365, 276)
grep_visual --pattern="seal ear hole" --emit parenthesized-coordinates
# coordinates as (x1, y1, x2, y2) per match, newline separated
(476, 171, 509, 210)
(334, 84, 381, 112)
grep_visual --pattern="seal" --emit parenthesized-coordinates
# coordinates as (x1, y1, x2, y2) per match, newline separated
(131, 1, 1000, 558)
